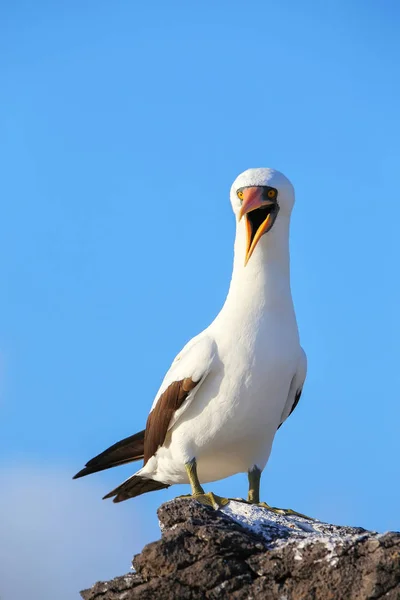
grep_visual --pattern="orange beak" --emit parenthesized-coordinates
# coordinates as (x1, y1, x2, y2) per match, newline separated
(238, 187, 277, 266)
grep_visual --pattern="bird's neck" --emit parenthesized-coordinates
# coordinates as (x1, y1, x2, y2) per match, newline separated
(218, 216, 295, 320)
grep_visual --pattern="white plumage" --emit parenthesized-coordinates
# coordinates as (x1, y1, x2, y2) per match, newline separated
(136, 167, 306, 487)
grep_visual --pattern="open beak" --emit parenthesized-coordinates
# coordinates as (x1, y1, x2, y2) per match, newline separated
(238, 187, 279, 265)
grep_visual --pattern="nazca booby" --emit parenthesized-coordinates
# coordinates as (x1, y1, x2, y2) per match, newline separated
(74, 168, 307, 513)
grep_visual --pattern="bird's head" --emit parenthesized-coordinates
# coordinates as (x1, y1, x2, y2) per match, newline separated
(230, 168, 295, 265)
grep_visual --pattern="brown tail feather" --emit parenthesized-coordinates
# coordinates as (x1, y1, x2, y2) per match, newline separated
(73, 430, 145, 479)
(103, 474, 169, 503)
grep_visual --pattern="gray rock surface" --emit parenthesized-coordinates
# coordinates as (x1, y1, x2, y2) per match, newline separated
(81, 498, 400, 599)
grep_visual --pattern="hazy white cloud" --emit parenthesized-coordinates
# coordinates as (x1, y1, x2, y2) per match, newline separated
(0, 465, 153, 600)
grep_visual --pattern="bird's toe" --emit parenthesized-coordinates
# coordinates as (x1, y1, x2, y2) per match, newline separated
(193, 492, 230, 510)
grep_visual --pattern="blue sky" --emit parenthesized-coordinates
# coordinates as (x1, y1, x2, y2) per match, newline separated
(1, 1, 400, 597)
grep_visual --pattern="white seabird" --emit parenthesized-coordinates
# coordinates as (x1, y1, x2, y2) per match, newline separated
(74, 168, 307, 512)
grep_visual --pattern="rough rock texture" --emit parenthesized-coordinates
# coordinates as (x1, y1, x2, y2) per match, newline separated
(81, 498, 400, 600)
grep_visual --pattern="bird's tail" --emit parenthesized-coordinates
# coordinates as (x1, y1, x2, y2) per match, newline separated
(73, 430, 146, 479)
(103, 473, 170, 503)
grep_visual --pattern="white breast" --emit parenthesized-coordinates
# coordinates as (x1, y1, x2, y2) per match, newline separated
(167, 315, 299, 481)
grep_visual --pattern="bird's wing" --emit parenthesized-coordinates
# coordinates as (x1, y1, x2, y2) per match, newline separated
(73, 430, 145, 479)
(278, 347, 307, 429)
(143, 333, 216, 464)
(73, 333, 215, 480)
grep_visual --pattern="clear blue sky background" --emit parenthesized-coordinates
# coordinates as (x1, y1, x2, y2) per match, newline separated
(1, 1, 399, 598)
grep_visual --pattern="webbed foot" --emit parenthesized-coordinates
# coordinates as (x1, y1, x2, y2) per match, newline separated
(193, 492, 230, 509)
(177, 491, 230, 509)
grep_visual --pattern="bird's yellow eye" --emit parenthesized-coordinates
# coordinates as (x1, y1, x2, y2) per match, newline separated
(237, 190, 244, 200)
(267, 189, 276, 199)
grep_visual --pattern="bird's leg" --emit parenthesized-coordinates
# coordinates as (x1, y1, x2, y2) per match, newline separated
(185, 457, 205, 495)
(247, 466, 313, 520)
(247, 465, 262, 503)
(179, 458, 229, 510)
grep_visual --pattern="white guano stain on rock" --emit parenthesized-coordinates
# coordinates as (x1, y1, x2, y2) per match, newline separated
(221, 500, 369, 566)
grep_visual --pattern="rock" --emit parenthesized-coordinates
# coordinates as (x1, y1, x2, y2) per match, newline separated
(81, 498, 400, 600)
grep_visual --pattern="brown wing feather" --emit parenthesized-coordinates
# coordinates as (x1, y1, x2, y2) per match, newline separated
(144, 377, 198, 464)
(103, 474, 169, 503)
(74, 377, 199, 480)
(278, 389, 302, 430)
(288, 388, 302, 419)
(73, 429, 145, 479)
